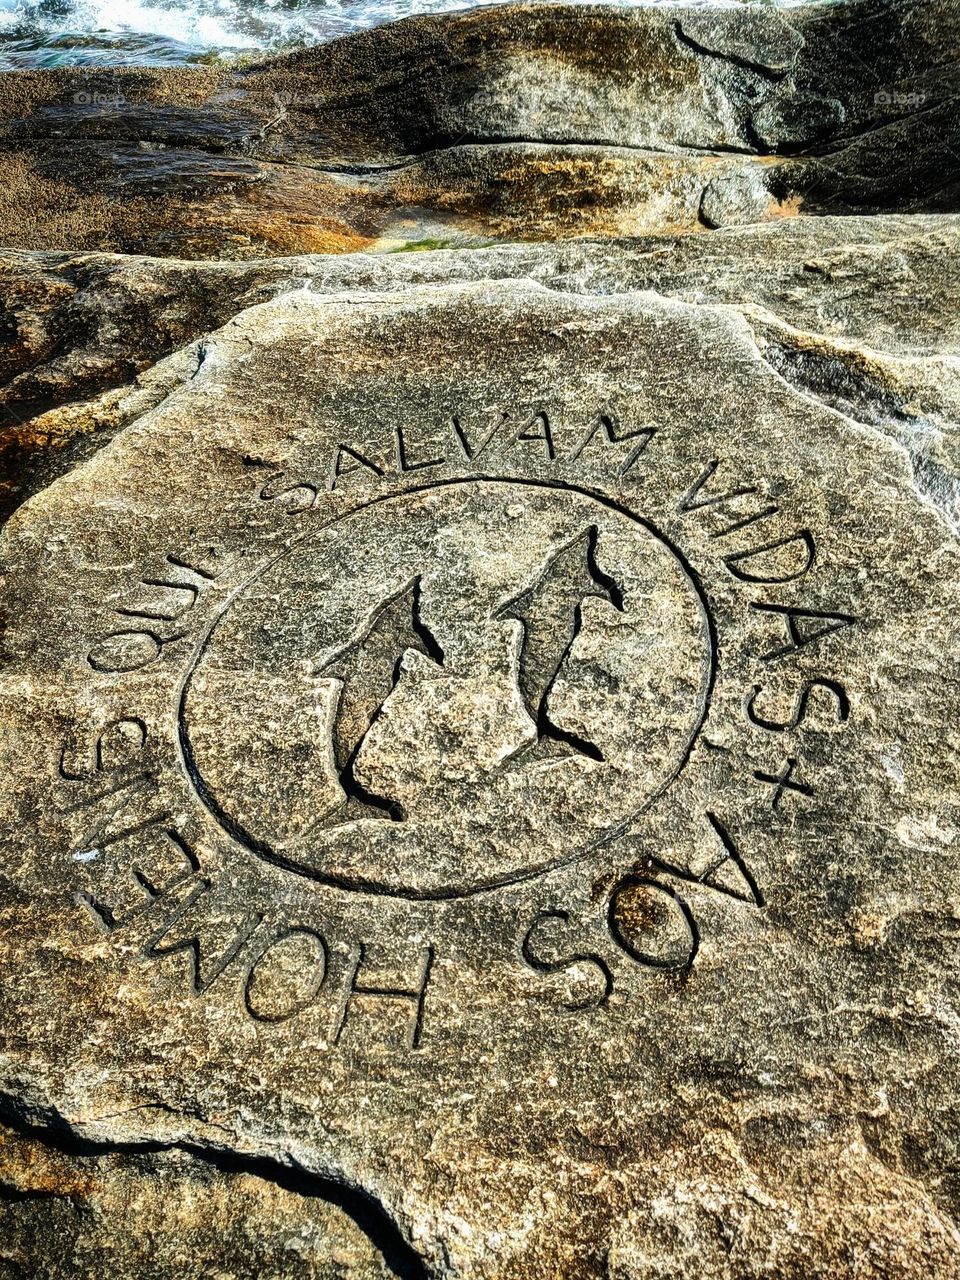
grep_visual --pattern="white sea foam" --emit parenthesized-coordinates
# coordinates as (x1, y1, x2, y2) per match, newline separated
(0, 0, 828, 68)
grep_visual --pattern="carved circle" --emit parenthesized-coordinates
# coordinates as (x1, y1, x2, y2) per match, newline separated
(178, 480, 715, 898)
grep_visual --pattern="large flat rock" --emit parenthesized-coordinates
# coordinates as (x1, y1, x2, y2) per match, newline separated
(0, 244, 958, 1276)
(2, 215, 959, 524)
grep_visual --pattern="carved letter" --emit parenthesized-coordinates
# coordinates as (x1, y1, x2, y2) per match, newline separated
(513, 411, 555, 461)
(521, 911, 613, 1009)
(451, 411, 508, 461)
(243, 927, 328, 1023)
(745, 678, 851, 732)
(141, 878, 265, 995)
(332, 943, 434, 1049)
(75, 823, 199, 933)
(608, 877, 699, 970)
(59, 716, 148, 782)
(724, 530, 816, 584)
(87, 628, 185, 674)
(260, 472, 319, 514)
(116, 555, 217, 623)
(567, 413, 656, 476)
(752, 603, 857, 662)
(327, 444, 384, 492)
(680, 460, 758, 513)
(394, 427, 444, 474)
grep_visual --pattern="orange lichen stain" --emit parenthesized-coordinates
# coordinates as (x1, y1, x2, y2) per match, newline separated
(1, 399, 121, 453)
(766, 195, 805, 220)
(241, 214, 375, 255)
(0, 1128, 97, 1200)
(0, 396, 124, 520)
(402, 148, 728, 240)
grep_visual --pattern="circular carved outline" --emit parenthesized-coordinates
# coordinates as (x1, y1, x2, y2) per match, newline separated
(175, 477, 719, 900)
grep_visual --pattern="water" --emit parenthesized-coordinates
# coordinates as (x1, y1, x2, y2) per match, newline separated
(0, 0, 819, 70)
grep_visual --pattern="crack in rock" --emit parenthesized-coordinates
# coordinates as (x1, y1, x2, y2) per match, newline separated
(0, 1090, 429, 1279)
(743, 314, 960, 536)
(673, 16, 804, 82)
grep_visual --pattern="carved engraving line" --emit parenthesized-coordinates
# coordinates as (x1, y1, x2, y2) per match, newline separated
(257, 408, 658, 509)
(607, 875, 700, 971)
(495, 525, 624, 762)
(521, 911, 614, 1010)
(75, 855, 438, 1047)
(754, 757, 814, 810)
(648, 811, 765, 909)
(315, 576, 444, 825)
(87, 554, 219, 674)
(58, 716, 149, 785)
(745, 678, 850, 732)
(681, 459, 818, 585)
(243, 927, 329, 1024)
(174, 477, 719, 901)
(142, 877, 266, 996)
(332, 944, 435, 1050)
(679, 457, 859, 826)
(520, 887, 704, 1009)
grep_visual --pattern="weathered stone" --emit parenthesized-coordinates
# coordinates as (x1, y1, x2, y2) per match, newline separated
(0, 240, 958, 1277)
(1, 0, 959, 1269)
(0, 0, 956, 257)
(699, 171, 772, 229)
(3, 214, 958, 524)
(0, 1122, 413, 1278)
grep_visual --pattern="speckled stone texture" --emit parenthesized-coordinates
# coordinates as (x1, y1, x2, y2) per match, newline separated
(0, 0, 957, 256)
(1, 0, 959, 1274)
(4, 214, 959, 523)
(0, 230, 958, 1276)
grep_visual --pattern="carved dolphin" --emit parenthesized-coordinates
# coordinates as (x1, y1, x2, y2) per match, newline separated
(494, 525, 623, 760)
(320, 575, 444, 819)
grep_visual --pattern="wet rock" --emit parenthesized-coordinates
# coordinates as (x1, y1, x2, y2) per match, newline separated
(0, 0, 955, 257)
(12, 103, 260, 150)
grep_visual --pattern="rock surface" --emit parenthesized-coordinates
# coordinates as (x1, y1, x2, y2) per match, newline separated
(3, 213, 959, 523)
(0, 1121, 413, 1278)
(0, 0, 957, 257)
(1, 2, 960, 1278)
(1, 222, 959, 1276)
